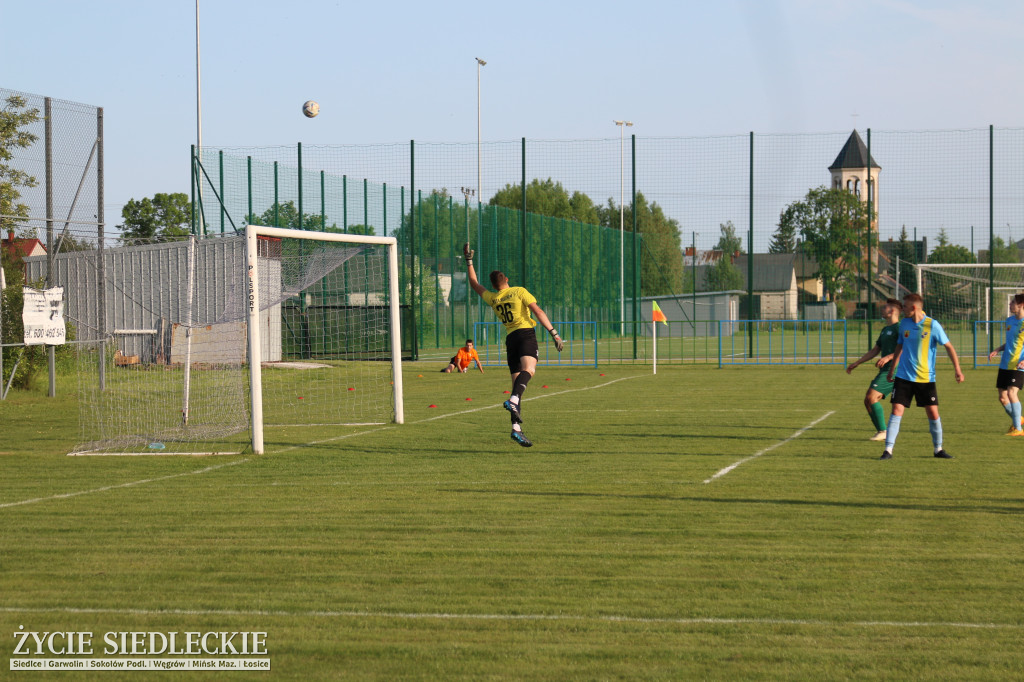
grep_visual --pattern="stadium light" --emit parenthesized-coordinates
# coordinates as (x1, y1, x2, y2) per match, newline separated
(614, 120, 633, 333)
(476, 58, 486, 204)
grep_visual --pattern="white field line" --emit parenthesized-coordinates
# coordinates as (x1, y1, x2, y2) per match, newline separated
(0, 460, 250, 510)
(703, 411, 835, 484)
(2, 375, 647, 508)
(276, 374, 647, 452)
(0, 606, 1018, 631)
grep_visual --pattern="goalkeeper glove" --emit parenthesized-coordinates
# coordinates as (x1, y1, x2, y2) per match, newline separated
(548, 327, 564, 352)
(463, 243, 474, 264)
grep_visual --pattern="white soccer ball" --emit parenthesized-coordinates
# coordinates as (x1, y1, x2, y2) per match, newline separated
(302, 100, 320, 118)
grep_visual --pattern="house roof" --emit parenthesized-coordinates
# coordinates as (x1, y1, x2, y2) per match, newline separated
(732, 253, 818, 292)
(1, 236, 46, 259)
(829, 130, 881, 171)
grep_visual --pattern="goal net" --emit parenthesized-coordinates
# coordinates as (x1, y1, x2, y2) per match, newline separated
(914, 262, 1024, 357)
(53, 227, 402, 455)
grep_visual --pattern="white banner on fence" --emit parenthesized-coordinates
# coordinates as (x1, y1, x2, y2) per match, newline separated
(22, 286, 66, 346)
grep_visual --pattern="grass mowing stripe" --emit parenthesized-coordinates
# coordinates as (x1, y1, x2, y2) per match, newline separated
(0, 459, 249, 510)
(703, 410, 835, 484)
(276, 373, 647, 448)
(0, 606, 1019, 630)
(1, 374, 646, 508)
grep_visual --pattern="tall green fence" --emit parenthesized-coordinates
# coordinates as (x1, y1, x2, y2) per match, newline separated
(194, 129, 1024, 363)
(192, 145, 640, 359)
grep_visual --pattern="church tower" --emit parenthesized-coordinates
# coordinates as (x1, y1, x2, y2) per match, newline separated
(829, 129, 880, 226)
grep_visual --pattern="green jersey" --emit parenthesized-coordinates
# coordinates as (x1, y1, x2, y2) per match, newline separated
(875, 323, 900, 372)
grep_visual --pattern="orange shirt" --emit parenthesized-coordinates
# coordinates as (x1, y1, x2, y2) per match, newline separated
(454, 347, 480, 370)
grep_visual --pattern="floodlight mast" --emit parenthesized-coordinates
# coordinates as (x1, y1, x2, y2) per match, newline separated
(614, 120, 633, 334)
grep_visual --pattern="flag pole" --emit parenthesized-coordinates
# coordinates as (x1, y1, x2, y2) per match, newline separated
(653, 319, 658, 375)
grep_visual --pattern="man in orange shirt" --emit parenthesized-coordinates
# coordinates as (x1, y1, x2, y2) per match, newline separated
(441, 339, 484, 374)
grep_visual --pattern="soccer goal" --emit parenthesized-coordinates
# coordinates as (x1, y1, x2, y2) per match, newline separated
(56, 226, 403, 455)
(914, 263, 1024, 319)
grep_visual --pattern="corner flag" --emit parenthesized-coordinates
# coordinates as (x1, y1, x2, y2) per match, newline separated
(651, 301, 667, 324)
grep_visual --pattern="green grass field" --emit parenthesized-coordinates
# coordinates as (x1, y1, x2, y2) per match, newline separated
(2, 362, 1024, 679)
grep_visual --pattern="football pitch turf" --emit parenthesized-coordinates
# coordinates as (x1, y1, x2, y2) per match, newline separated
(2, 364, 1024, 679)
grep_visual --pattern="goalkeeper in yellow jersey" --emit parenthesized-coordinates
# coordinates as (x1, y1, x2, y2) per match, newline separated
(464, 243, 563, 447)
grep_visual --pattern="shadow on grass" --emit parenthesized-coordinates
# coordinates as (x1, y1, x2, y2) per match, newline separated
(439, 487, 1024, 515)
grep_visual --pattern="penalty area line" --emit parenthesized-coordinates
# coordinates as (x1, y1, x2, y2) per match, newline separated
(0, 459, 250, 510)
(703, 411, 835, 484)
(0, 605, 1019, 631)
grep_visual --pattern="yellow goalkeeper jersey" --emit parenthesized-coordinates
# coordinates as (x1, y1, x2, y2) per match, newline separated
(481, 287, 537, 334)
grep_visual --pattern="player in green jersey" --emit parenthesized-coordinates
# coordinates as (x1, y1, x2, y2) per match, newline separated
(464, 243, 563, 447)
(846, 298, 902, 441)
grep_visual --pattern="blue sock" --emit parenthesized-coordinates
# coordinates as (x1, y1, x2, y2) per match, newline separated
(1013, 402, 1022, 431)
(884, 415, 902, 452)
(929, 417, 943, 452)
(1005, 402, 1014, 419)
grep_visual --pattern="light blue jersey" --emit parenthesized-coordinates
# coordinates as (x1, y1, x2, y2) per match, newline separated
(1000, 315, 1024, 371)
(895, 316, 949, 383)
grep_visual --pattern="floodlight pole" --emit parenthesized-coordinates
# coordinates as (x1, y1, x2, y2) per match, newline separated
(476, 58, 486, 204)
(614, 120, 632, 334)
(195, 0, 205, 236)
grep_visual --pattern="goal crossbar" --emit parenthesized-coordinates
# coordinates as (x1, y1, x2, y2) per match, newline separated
(245, 225, 404, 454)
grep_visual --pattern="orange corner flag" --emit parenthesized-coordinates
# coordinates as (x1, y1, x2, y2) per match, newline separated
(651, 301, 668, 325)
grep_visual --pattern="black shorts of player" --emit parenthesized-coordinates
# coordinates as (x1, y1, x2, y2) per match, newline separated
(505, 327, 539, 373)
(996, 368, 1024, 390)
(448, 355, 459, 366)
(891, 377, 939, 408)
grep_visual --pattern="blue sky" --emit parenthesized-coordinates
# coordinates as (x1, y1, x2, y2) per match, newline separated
(3, 0, 1022, 247)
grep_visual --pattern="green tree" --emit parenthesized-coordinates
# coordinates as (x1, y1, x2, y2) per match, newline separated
(893, 225, 916, 287)
(601, 192, 684, 296)
(248, 200, 335, 231)
(714, 220, 744, 256)
(704, 254, 744, 291)
(0, 95, 40, 236)
(490, 178, 600, 225)
(769, 207, 797, 253)
(780, 186, 873, 302)
(929, 229, 975, 265)
(118, 193, 192, 242)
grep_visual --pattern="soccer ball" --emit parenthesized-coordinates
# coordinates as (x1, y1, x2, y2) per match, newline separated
(302, 100, 319, 118)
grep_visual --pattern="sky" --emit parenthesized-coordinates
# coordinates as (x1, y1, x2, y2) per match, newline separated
(3, 0, 1023, 249)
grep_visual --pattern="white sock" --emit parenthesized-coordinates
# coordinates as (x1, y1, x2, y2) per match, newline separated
(510, 395, 520, 405)
(512, 423, 522, 433)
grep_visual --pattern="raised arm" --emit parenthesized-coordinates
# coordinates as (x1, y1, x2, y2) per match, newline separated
(464, 244, 486, 297)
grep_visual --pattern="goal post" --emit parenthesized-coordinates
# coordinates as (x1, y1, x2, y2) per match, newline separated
(913, 262, 1024, 353)
(246, 224, 404, 455)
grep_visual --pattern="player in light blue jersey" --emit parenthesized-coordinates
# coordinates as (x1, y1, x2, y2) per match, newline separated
(988, 293, 1024, 436)
(881, 293, 965, 460)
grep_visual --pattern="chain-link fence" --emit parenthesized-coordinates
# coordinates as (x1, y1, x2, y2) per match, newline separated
(198, 129, 1023, 361)
(1, 88, 104, 396)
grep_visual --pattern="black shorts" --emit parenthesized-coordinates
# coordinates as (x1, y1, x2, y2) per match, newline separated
(996, 368, 1024, 390)
(891, 377, 939, 408)
(505, 328, 539, 373)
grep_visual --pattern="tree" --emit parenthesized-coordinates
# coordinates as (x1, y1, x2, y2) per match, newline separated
(769, 207, 797, 253)
(779, 186, 873, 302)
(704, 254, 744, 291)
(713, 220, 744, 256)
(893, 225, 917, 293)
(929, 229, 975, 265)
(601, 192, 684, 296)
(0, 95, 40, 235)
(247, 200, 335, 232)
(490, 178, 600, 225)
(118, 193, 192, 242)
